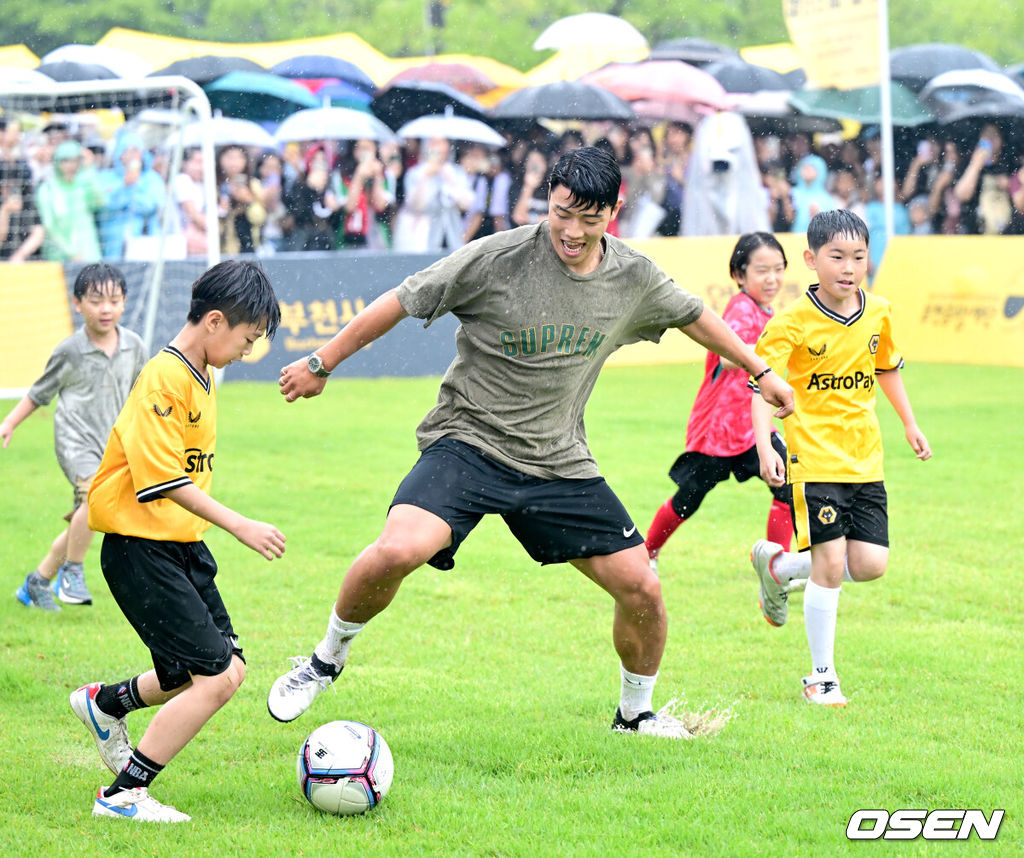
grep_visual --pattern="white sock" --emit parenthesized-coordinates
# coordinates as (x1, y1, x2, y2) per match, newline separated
(314, 609, 365, 670)
(619, 665, 657, 721)
(804, 581, 841, 676)
(772, 550, 811, 583)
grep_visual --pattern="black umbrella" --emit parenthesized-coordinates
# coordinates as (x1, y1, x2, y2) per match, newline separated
(371, 81, 487, 131)
(491, 81, 634, 121)
(702, 59, 791, 94)
(270, 55, 376, 95)
(889, 43, 1001, 94)
(37, 61, 119, 82)
(649, 37, 741, 66)
(151, 55, 266, 85)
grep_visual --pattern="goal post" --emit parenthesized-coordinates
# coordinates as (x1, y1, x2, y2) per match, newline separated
(0, 75, 220, 356)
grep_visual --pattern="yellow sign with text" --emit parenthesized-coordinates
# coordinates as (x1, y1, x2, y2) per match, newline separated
(871, 236, 1024, 367)
(0, 262, 72, 395)
(783, 0, 881, 90)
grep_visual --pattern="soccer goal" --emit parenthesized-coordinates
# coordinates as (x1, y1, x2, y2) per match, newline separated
(0, 76, 220, 354)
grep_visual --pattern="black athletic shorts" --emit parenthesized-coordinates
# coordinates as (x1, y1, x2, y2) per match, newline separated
(391, 437, 645, 570)
(791, 481, 889, 552)
(101, 534, 243, 691)
(667, 433, 792, 517)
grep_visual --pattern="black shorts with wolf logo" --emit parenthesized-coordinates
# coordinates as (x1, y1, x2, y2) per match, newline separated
(391, 438, 645, 570)
(792, 481, 888, 552)
(101, 534, 243, 691)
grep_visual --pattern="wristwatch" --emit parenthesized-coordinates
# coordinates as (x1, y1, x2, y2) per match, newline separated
(306, 353, 331, 378)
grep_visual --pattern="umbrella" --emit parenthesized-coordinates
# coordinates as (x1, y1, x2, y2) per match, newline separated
(788, 82, 934, 127)
(581, 61, 732, 121)
(733, 90, 842, 134)
(397, 114, 505, 147)
(311, 80, 374, 108)
(491, 81, 634, 121)
(386, 62, 498, 97)
(0, 66, 54, 87)
(270, 55, 376, 95)
(649, 37, 741, 66)
(889, 43, 1001, 94)
(371, 81, 488, 130)
(152, 55, 266, 85)
(173, 117, 278, 150)
(36, 61, 119, 82)
(533, 13, 648, 51)
(42, 44, 152, 79)
(702, 59, 791, 94)
(275, 106, 396, 143)
(204, 71, 319, 123)
(919, 71, 1024, 142)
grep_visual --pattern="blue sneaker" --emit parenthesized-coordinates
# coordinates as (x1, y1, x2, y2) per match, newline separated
(16, 573, 60, 611)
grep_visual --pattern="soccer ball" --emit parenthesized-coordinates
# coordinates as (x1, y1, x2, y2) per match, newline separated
(297, 720, 394, 816)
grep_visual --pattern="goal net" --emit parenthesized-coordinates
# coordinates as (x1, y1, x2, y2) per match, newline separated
(0, 76, 219, 356)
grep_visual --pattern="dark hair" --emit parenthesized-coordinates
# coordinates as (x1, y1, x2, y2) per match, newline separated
(807, 209, 870, 252)
(187, 260, 281, 339)
(729, 232, 787, 282)
(74, 263, 127, 300)
(547, 146, 621, 213)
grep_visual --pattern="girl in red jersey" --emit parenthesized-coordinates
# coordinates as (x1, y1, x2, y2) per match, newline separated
(645, 233, 795, 573)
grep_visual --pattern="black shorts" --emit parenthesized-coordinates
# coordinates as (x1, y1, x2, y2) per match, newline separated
(391, 438, 645, 570)
(791, 481, 889, 552)
(667, 434, 791, 517)
(101, 534, 243, 692)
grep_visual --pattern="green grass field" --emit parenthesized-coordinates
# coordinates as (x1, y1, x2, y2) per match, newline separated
(1, 362, 1021, 856)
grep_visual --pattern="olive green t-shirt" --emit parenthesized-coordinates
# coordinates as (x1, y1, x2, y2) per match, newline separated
(396, 222, 703, 479)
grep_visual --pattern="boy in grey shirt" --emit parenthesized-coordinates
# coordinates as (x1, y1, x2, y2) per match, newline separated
(268, 147, 794, 736)
(3, 263, 146, 609)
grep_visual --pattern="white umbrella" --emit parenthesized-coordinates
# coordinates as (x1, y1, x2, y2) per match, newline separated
(173, 117, 278, 150)
(919, 69, 1024, 103)
(0, 66, 54, 87)
(533, 13, 648, 51)
(275, 106, 396, 143)
(397, 114, 505, 146)
(41, 44, 153, 79)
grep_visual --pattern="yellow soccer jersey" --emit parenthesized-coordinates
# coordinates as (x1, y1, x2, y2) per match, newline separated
(754, 286, 903, 483)
(89, 346, 217, 542)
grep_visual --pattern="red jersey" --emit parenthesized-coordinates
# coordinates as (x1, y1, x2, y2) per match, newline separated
(685, 290, 774, 457)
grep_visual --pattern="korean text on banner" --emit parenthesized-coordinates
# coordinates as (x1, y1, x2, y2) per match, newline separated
(782, 0, 881, 90)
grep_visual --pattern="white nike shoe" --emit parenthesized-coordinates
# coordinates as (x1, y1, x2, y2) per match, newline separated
(267, 655, 338, 722)
(70, 682, 132, 774)
(93, 787, 190, 822)
(751, 539, 788, 627)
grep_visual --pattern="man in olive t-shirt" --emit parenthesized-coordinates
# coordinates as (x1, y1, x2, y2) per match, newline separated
(268, 147, 794, 737)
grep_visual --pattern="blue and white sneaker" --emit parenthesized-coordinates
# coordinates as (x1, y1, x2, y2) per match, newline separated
(16, 572, 60, 611)
(54, 563, 92, 605)
(93, 787, 190, 822)
(70, 682, 132, 774)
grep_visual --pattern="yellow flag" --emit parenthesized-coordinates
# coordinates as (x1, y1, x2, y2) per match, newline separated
(783, 0, 881, 89)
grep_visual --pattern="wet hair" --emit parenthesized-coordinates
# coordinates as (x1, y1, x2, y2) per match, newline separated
(187, 260, 281, 339)
(807, 209, 870, 252)
(547, 146, 621, 213)
(729, 232, 787, 283)
(73, 263, 127, 300)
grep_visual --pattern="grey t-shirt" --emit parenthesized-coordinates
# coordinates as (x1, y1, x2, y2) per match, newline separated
(396, 222, 703, 479)
(28, 325, 148, 483)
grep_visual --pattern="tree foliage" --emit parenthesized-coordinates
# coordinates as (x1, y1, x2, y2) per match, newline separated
(3, 0, 1021, 69)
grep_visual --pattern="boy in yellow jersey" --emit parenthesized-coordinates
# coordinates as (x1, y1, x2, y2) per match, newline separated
(71, 261, 285, 823)
(749, 210, 931, 707)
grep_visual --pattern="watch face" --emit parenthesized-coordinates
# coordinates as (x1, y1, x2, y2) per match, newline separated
(308, 355, 322, 372)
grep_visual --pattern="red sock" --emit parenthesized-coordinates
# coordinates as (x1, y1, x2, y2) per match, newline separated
(766, 499, 794, 549)
(645, 499, 685, 556)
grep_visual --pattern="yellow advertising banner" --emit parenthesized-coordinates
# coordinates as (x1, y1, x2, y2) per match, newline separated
(0, 262, 72, 395)
(782, 0, 881, 90)
(871, 236, 1024, 368)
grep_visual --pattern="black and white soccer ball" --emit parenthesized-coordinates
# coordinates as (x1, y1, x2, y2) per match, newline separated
(296, 720, 394, 816)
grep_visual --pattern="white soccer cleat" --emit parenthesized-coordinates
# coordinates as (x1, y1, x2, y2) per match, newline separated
(92, 787, 191, 822)
(751, 539, 788, 627)
(70, 683, 132, 774)
(612, 707, 695, 739)
(801, 673, 848, 707)
(267, 655, 337, 723)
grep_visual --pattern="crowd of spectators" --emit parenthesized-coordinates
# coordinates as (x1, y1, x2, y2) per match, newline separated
(3, 111, 1024, 267)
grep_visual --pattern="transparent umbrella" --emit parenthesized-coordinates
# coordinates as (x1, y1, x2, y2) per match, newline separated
(397, 113, 505, 146)
(275, 106, 396, 143)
